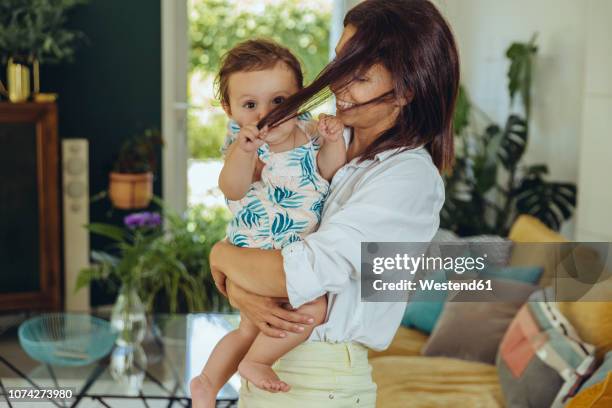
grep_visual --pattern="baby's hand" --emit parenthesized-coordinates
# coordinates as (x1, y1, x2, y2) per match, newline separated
(237, 124, 268, 153)
(317, 114, 343, 143)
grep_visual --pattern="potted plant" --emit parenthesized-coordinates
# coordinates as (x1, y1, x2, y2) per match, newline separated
(109, 128, 163, 210)
(76, 210, 162, 384)
(76, 199, 232, 383)
(0, 0, 88, 102)
(76, 200, 233, 315)
(441, 35, 577, 236)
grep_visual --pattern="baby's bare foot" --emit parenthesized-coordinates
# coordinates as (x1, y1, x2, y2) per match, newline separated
(238, 360, 291, 393)
(190, 374, 217, 408)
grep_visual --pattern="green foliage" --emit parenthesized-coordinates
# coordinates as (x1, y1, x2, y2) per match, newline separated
(189, 0, 331, 83)
(77, 199, 233, 313)
(453, 85, 471, 136)
(138, 202, 233, 313)
(76, 219, 163, 294)
(506, 34, 538, 118)
(187, 0, 331, 160)
(188, 111, 227, 159)
(114, 128, 163, 174)
(443, 36, 577, 236)
(0, 0, 89, 64)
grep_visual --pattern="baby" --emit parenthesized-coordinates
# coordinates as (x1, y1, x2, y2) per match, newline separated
(190, 39, 346, 408)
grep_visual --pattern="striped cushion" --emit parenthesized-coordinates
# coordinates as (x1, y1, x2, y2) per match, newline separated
(497, 288, 597, 408)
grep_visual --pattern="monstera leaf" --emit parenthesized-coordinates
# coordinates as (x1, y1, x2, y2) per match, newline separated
(498, 115, 528, 171)
(514, 165, 577, 231)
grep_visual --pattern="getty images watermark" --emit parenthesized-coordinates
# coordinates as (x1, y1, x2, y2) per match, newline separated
(361, 242, 612, 302)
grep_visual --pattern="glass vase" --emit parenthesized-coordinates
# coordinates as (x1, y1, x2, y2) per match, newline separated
(109, 284, 148, 393)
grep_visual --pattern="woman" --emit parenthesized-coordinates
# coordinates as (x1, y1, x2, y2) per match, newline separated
(208, 0, 459, 406)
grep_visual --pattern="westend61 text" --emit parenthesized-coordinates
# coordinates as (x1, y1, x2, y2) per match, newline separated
(373, 279, 494, 292)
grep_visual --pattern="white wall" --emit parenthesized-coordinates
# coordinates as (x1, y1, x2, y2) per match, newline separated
(435, 0, 591, 238)
(575, 0, 612, 241)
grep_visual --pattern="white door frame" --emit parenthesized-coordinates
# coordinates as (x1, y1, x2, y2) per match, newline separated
(161, 0, 356, 215)
(161, 0, 189, 214)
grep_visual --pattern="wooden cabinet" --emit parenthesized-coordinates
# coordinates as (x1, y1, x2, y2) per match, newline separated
(0, 102, 61, 312)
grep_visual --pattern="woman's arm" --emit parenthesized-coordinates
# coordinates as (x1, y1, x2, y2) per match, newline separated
(214, 152, 444, 311)
(210, 241, 287, 297)
(225, 279, 314, 337)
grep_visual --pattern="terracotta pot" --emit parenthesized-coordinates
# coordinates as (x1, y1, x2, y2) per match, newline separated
(109, 172, 153, 209)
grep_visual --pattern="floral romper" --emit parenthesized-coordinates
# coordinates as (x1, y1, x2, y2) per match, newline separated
(222, 117, 330, 250)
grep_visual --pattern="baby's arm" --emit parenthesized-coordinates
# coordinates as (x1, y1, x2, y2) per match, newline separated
(316, 114, 347, 181)
(219, 124, 268, 201)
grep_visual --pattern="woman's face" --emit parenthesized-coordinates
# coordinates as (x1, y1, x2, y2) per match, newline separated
(332, 24, 401, 130)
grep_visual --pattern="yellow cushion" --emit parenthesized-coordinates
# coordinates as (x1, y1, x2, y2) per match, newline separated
(508, 215, 568, 243)
(567, 372, 612, 408)
(507, 215, 571, 286)
(371, 355, 503, 407)
(557, 297, 612, 361)
(368, 326, 428, 359)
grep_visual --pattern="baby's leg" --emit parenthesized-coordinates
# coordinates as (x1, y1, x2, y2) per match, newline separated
(238, 295, 327, 393)
(190, 313, 259, 408)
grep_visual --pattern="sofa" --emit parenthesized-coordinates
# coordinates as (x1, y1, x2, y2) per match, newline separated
(369, 215, 612, 407)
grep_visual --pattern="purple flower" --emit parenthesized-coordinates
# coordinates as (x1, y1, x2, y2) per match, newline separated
(124, 212, 162, 229)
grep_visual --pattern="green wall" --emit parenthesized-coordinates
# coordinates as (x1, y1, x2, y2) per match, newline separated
(42, 0, 162, 306)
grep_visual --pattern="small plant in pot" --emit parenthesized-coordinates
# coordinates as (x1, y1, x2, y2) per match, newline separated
(76, 211, 163, 388)
(0, 0, 89, 102)
(109, 128, 162, 210)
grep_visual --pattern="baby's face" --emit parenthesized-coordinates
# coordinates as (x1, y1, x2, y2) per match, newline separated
(226, 61, 300, 145)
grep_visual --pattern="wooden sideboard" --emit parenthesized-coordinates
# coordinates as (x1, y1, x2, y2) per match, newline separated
(0, 102, 62, 312)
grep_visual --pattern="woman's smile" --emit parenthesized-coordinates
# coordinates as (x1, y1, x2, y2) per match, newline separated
(336, 98, 356, 111)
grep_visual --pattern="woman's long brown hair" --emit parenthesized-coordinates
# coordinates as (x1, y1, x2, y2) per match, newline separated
(258, 0, 459, 173)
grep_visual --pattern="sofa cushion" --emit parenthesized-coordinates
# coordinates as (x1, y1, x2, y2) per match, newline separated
(422, 279, 538, 364)
(508, 214, 568, 243)
(401, 264, 543, 335)
(371, 355, 504, 408)
(497, 288, 597, 407)
(481, 265, 543, 284)
(507, 214, 572, 287)
(400, 269, 448, 334)
(557, 279, 612, 361)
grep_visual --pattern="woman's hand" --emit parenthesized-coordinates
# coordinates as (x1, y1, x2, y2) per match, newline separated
(211, 265, 227, 297)
(226, 280, 315, 338)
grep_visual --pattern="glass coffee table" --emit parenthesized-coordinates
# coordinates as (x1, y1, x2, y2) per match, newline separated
(0, 313, 240, 407)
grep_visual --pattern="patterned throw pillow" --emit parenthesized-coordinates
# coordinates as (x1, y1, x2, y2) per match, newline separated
(497, 288, 597, 408)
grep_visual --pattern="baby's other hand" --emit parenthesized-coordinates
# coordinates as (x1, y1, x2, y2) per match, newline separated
(317, 114, 343, 143)
(237, 124, 268, 153)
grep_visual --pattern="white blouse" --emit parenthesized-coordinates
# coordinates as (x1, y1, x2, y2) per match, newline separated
(281, 132, 445, 351)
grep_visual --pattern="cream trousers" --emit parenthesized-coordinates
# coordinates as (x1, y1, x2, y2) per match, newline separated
(238, 341, 377, 407)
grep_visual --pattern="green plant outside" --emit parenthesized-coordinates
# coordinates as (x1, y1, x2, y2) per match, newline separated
(188, 111, 228, 160)
(188, 0, 331, 159)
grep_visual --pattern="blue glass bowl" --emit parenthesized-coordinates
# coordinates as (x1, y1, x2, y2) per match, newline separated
(18, 314, 117, 366)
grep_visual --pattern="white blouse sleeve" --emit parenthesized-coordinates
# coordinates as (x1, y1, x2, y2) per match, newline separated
(281, 156, 444, 308)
